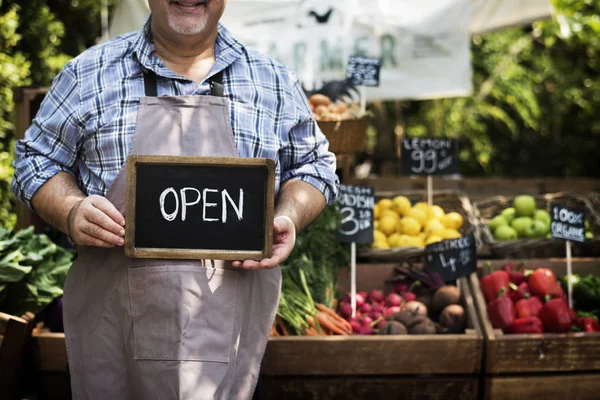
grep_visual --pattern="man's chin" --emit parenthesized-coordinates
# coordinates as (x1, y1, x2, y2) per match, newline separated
(167, 17, 209, 36)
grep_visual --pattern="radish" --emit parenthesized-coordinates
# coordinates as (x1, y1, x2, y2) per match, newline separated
(376, 320, 387, 329)
(368, 289, 385, 303)
(402, 292, 417, 302)
(361, 316, 374, 326)
(385, 293, 402, 307)
(383, 306, 402, 318)
(359, 325, 373, 335)
(394, 283, 409, 294)
(350, 319, 362, 334)
(339, 303, 353, 318)
(369, 311, 383, 321)
(360, 303, 372, 314)
(355, 293, 366, 307)
(372, 303, 385, 313)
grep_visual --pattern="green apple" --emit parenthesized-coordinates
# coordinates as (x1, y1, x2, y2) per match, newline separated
(501, 207, 516, 224)
(585, 220, 590, 231)
(586, 231, 594, 239)
(494, 225, 518, 241)
(511, 216, 533, 237)
(488, 215, 508, 232)
(533, 209, 551, 226)
(523, 220, 548, 238)
(513, 195, 536, 217)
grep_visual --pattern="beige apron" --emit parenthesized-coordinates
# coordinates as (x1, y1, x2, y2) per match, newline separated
(63, 70, 281, 399)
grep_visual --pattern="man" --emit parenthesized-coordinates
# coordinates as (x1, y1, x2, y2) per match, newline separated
(11, 0, 338, 398)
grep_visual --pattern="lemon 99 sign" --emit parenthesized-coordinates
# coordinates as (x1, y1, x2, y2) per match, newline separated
(336, 185, 375, 244)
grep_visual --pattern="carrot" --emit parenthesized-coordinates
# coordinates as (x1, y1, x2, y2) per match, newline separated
(315, 312, 348, 335)
(306, 315, 323, 335)
(304, 327, 318, 336)
(316, 304, 352, 333)
(270, 324, 279, 337)
(276, 317, 288, 336)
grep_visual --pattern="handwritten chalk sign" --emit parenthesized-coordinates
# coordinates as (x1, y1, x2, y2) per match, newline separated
(551, 204, 586, 243)
(346, 56, 381, 87)
(336, 184, 374, 244)
(425, 234, 477, 282)
(401, 138, 457, 176)
(125, 155, 275, 260)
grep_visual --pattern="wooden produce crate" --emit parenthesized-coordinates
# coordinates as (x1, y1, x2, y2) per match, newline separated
(29, 329, 71, 400)
(260, 263, 483, 400)
(474, 192, 600, 258)
(470, 259, 600, 400)
(358, 190, 482, 262)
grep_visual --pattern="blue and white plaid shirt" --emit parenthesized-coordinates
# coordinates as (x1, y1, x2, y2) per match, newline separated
(12, 18, 339, 209)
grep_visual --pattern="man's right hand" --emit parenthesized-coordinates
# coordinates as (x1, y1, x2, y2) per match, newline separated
(67, 195, 125, 248)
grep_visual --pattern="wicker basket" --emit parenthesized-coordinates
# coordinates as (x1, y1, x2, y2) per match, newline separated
(474, 192, 600, 258)
(589, 191, 600, 211)
(358, 190, 481, 262)
(317, 118, 368, 154)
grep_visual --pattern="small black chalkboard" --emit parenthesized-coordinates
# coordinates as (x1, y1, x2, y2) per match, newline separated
(425, 234, 477, 282)
(401, 138, 457, 176)
(346, 56, 381, 87)
(125, 155, 275, 260)
(551, 203, 586, 243)
(336, 184, 374, 244)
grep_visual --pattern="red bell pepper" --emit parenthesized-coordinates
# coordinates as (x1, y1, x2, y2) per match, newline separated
(487, 292, 516, 332)
(510, 317, 544, 334)
(510, 281, 531, 303)
(528, 268, 561, 299)
(481, 270, 510, 303)
(503, 262, 527, 285)
(539, 298, 573, 333)
(516, 296, 543, 318)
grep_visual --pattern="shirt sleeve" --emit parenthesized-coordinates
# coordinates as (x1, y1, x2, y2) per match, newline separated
(11, 60, 83, 210)
(279, 71, 339, 205)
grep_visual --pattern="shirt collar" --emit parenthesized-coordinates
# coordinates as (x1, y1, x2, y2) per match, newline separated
(132, 15, 245, 82)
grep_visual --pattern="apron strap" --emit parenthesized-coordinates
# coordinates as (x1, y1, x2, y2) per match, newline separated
(143, 69, 225, 97)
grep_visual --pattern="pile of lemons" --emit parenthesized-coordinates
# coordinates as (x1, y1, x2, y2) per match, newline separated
(371, 196, 465, 250)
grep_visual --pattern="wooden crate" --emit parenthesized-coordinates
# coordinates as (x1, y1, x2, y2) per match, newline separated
(29, 330, 71, 400)
(484, 374, 600, 400)
(470, 259, 600, 374)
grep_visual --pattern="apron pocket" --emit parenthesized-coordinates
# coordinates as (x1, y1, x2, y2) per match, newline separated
(128, 265, 238, 363)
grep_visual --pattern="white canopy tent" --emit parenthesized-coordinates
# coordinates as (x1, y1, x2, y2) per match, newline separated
(107, 0, 553, 100)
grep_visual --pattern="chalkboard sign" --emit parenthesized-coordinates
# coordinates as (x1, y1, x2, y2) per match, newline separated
(336, 184, 374, 244)
(425, 234, 477, 282)
(401, 138, 457, 176)
(346, 56, 381, 87)
(125, 155, 275, 260)
(550, 204, 586, 243)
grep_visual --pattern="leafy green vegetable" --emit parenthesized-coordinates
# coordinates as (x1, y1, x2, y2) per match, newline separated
(561, 273, 600, 316)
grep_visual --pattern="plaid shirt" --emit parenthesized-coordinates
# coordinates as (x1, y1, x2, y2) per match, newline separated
(12, 19, 338, 210)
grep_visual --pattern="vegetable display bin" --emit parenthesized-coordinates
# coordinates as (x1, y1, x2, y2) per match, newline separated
(358, 190, 482, 262)
(29, 329, 71, 400)
(474, 192, 600, 258)
(259, 263, 483, 400)
(470, 259, 600, 400)
(317, 118, 368, 154)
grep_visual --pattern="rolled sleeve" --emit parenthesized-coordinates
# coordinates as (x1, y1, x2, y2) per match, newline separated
(11, 61, 82, 210)
(280, 73, 339, 205)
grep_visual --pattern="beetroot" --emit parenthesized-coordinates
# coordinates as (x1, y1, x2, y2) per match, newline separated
(339, 303, 353, 318)
(386, 293, 402, 307)
(361, 316, 374, 326)
(376, 320, 388, 329)
(359, 325, 373, 335)
(402, 292, 417, 302)
(394, 283, 409, 293)
(360, 303, 372, 314)
(369, 311, 383, 321)
(383, 306, 402, 318)
(350, 319, 362, 334)
(372, 302, 385, 313)
(403, 301, 428, 317)
(368, 289, 385, 303)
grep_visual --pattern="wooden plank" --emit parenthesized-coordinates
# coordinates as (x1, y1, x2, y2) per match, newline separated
(471, 259, 600, 374)
(0, 313, 30, 400)
(0, 312, 27, 334)
(259, 376, 479, 400)
(32, 331, 69, 372)
(485, 374, 600, 400)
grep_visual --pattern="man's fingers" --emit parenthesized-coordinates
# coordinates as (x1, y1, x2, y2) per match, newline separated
(90, 196, 125, 226)
(86, 206, 126, 237)
(78, 232, 115, 248)
(80, 222, 124, 246)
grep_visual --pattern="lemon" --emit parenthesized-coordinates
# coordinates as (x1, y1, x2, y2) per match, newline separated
(374, 220, 380, 230)
(387, 233, 403, 248)
(442, 212, 464, 230)
(377, 198, 394, 211)
(413, 202, 430, 213)
(407, 207, 428, 226)
(374, 204, 381, 220)
(381, 209, 400, 221)
(379, 216, 398, 236)
(429, 205, 445, 220)
(397, 216, 422, 236)
(442, 229, 462, 239)
(373, 230, 387, 243)
(397, 235, 414, 248)
(418, 232, 427, 241)
(392, 196, 412, 216)
(412, 236, 425, 248)
(424, 218, 446, 236)
(425, 235, 443, 245)
(371, 240, 390, 249)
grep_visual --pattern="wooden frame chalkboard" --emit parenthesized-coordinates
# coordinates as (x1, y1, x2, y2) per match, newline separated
(125, 155, 275, 260)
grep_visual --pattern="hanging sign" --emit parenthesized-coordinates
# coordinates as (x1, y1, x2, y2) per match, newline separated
(550, 204, 586, 243)
(336, 184, 374, 244)
(346, 56, 381, 87)
(401, 137, 458, 176)
(425, 234, 477, 282)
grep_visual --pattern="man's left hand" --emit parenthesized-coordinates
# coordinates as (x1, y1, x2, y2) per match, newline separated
(232, 216, 296, 270)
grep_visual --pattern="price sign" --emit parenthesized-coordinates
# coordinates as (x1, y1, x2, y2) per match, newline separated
(401, 138, 457, 176)
(336, 184, 374, 244)
(551, 204, 586, 243)
(346, 56, 381, 87)
(425, 234, 476, 282)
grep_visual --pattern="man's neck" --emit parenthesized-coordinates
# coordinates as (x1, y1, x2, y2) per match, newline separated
(151, 24, 218, 85)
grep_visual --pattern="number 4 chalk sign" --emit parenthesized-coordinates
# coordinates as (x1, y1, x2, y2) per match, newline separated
(336, 184, 375, 318)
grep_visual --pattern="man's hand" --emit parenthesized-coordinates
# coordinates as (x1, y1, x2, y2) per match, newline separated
(232, 216, 296, 270)
(67, 195, 126, 248)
